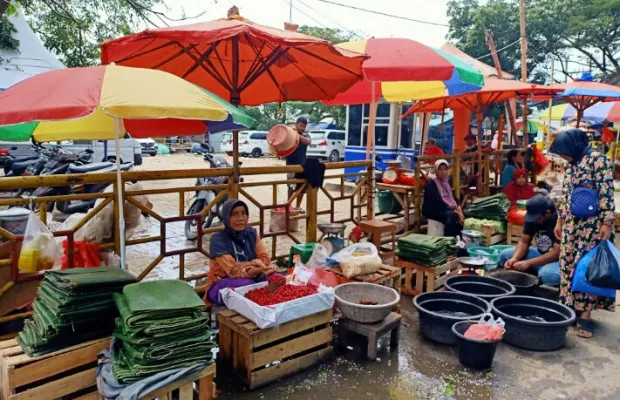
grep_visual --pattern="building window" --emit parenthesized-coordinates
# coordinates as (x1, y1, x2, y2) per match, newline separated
(347, 105, 362, 146)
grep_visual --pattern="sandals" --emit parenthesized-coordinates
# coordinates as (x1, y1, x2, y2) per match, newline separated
(575, 318, 595, 338)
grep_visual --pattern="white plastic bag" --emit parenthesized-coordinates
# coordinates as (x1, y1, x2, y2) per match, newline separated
(306, 244, 329, 269)
(328, 242, 381, 266)
(18, 212, 60, 273)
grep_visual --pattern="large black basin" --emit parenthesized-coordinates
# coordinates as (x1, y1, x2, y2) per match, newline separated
(491, 295, 576, 351)
(413, 292, 491, 345)
(445, 275, 516, 300)
(490, 270, 539, 296)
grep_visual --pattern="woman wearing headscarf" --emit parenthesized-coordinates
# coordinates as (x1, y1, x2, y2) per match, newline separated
(550, 129, 616, 338)
(500, 149, 524, 188)
(205, 199, 277, 305)
(422, 159, 464, 237)
(503, 169, 536, 207)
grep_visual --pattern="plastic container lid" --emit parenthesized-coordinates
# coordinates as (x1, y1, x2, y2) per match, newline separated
(462, 230, 482, 238)
(0, 207, 30, 219)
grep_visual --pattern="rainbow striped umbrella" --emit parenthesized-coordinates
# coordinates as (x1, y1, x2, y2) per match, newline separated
(537, 102, 620, 123)
(324, 38, 484, 105)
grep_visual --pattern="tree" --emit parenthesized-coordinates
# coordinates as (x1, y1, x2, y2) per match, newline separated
(243, 25, 355, 130)
(0, 0, 206, 67)
(447, 0, 620, 82)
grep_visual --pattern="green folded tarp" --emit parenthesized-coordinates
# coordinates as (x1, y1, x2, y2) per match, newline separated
(397, 234, 456, 266)
(111, 280, 216, 383)
(464, 218, 506, 234)
(17, 267, 136, 357)
(465, 194, 511, 221)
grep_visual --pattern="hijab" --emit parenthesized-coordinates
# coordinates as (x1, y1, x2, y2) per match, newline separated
(433, 160, 458, 209)
(503, 169, 536, 206)
(549, 129, 592, 165)
(209, 199, 257, 261)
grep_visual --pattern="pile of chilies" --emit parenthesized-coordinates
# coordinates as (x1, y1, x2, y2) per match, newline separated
(245, 282, 317, 306)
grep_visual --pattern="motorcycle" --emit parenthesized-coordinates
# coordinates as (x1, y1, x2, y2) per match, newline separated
(184, 144, 237, 240)
(3, 144, 50, 177)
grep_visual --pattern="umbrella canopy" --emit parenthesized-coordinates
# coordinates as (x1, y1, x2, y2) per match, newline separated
(0, 65, 230, 141)
(403, 78, 561, 115)
(324, 38, 485, 104)
(537, 102, 620, 123)
(100, 17, 366, 106)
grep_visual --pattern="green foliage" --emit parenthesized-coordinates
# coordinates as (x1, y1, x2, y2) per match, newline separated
(0, 15, 19, 51)
(447, 0, 620, 82)
(242, 25, 352, 130)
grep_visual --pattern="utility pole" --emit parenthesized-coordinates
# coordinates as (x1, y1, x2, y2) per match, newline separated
(289, 0, 293, 21)
(484, 30, 518, 144)
(519, 0, 529, 146)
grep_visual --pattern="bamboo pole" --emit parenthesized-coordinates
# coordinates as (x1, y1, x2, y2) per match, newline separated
(519, 0, 528, 83)
(366, 81, 378, 220)
(476, 111, 484, 192)
(546, 56, 555, 151)
(306, 186, 318, 243)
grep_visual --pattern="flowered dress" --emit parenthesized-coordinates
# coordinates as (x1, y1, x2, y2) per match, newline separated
(558, 152, 616, 312)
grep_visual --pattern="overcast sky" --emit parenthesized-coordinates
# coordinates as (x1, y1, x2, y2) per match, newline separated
(159, 0, 451, 47)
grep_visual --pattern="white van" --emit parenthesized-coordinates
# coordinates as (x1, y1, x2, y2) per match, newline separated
(307, 130, 346, 162)
(220, 132, 233, 155)
(238, 131, 270, 158)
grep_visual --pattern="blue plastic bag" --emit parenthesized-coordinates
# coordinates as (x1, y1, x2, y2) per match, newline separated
(572, 246, 617, 298)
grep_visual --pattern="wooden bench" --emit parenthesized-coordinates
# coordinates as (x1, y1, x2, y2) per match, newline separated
(329, 264, 402, 290)
(141, 363, 216, 400)
(338, 312, 402, 360)
(394, 258, 460, 296)
(217, 309, 333, 390)
(0, 337, 110, 400)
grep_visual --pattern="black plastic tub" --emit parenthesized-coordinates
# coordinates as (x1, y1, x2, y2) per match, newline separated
(444, 275, 516, 300)
(491, 295, 576, 351)
(490, 270, 539, 296)
(413, 292, 491, 345)
(452, 321, 501, 370)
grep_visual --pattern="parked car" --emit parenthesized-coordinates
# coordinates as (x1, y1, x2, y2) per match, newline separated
(307, 130, 346, 162)
(220, 132, 233, 155)
(238, 131, 269, 158)
(137, 138, 158, 156)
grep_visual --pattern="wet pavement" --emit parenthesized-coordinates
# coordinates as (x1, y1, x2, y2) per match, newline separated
(217, 296, 620, 400)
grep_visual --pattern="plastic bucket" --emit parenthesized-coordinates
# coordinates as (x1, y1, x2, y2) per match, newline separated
(377, 190, 402, 214)
(452, 321, 501, 370)
(0, 208, 30, 235)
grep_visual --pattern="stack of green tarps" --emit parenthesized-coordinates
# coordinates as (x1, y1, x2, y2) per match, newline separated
(466, 194, 511, 221)
(111, 280, 216, 383)
(17, 267, 137, 356)
(397, 234, 456, 266)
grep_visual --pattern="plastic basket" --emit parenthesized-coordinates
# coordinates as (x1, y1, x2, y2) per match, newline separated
(467, 247, 500, 270)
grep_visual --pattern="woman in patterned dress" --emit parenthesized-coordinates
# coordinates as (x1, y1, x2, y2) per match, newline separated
(550, 129, 615, 338)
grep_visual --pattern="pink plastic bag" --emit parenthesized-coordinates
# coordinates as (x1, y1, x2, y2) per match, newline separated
(464, 313, 505, 341)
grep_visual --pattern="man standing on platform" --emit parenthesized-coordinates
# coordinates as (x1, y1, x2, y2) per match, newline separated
(287, 117, 311, 211)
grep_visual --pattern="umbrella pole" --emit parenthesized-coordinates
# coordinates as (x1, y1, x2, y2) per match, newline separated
(113, 117, 127, 270)
(366, 81, 378, 219)
(232, 129, 239, 198)
(476, 111, 484, 195)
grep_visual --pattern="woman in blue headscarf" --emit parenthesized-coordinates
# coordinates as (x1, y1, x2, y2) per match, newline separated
(205, 199, 277, 305)
(550, 129, 616, 338)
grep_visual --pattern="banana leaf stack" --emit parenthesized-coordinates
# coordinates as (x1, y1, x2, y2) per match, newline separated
(111, 280, 216, 383)
(466, 194, 511, 221)
(397, 234, 456, 266)
(17, 267, 136, 356)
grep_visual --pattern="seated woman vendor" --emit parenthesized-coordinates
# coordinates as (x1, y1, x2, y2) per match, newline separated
(423, 159, 465, 237)
(503, 169, 535, 207)
(205, 199, 277, 305)
(499, 196, 560, 286)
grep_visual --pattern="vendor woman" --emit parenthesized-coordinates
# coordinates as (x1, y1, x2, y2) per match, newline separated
(423, 159, 465, 237)
(503, 169, 536, 207)
(205, 199, 277, 305)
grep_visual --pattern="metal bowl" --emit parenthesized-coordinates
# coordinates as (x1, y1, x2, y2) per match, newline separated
(457, 256, 488, 269)
(318, 223, 346, 234)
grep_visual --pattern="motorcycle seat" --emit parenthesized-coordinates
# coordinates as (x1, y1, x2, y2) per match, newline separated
(11, 155, 38, 163)
(68, 161, 114, 173)
(11, 159, 38, 171)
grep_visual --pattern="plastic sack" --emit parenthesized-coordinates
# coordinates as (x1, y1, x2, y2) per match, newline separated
(532, 146, 549, 175)
(61, 240, 101, 269)
(571, 247, 617, 298)
(306, 243, 329, 269)
(586, 241, 620, 289)
(328, 243, 381, 266)
(308, 268, 339, 289)
(464, 313, 505, 341)
(290, 257, 315, 286)
(18, 212, 59, 273)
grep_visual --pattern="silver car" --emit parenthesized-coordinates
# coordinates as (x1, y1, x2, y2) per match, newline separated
(307, 130, 346, 162)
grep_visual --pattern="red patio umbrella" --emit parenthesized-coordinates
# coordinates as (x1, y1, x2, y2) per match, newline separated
(101, 17, 366, 106)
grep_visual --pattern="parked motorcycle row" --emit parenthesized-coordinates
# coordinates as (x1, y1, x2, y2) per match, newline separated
(1, 144, 134, 214)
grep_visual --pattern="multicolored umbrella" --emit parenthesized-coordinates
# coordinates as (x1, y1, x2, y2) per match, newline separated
(547, 73, 620, 125)
(537, 102, 620, 123)
(101, 17, 366, 106)
(324, 38, 485, 104)
(0, 64, 233, 269)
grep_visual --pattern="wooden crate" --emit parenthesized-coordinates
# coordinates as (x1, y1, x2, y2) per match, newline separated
(507, 223, 522, 244)
(480, 223, 506, 246)
(0, 337, 110, 400)
(329, 264, 401, 290)
(217, 309, 333, 390)
(141, 363, 216, 400)
(395, 258, 460, 296)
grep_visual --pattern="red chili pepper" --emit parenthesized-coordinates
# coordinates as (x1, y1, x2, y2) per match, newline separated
(268, 275, 286, 285)
(245, 284, 317, 306)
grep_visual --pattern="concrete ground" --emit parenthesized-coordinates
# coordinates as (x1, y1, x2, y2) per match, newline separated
(134, 154, 620, 400)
